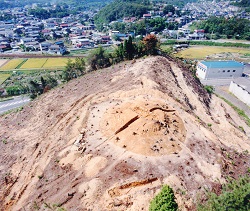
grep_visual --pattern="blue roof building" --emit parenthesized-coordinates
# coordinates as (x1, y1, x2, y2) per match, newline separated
(196, 60, 244, 80)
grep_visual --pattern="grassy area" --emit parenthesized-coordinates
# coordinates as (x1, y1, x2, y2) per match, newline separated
(19, 58, 48, 69)
(0, 59, 24, 70)
(218, 95, 250, 127)
(69, 49, 88, 56)
(0, 73, 11, 84)
(189, 40, 250, 48)
(43, 58, 73, 68)
(176, 46, 250, 59)
(0, 96, 14, 102)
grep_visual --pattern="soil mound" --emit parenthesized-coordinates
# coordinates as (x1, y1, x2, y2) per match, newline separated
(0, 56, 250, 211)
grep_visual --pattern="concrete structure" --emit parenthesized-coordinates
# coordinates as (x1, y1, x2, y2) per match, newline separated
(196, 61, 244, 80)
(229, 78, 250, 106)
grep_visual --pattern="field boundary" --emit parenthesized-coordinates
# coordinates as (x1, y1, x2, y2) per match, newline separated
(41, 58, 48, 68)
(16, 59, 28, 69)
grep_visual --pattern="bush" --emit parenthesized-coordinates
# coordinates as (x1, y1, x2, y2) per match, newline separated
(149, 185, 178, 211)
(88, 46, 111, 71)
(198, 176, 250, 211)
(204, 85, 214, 94)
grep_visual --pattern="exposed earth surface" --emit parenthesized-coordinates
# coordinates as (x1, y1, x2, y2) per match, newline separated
(0, 56, 250, 210)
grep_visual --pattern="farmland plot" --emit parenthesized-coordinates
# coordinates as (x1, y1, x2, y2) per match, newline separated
(43, 58, 72, 68)
(0, 59, 24, 70)
(0, 73, 10, 84)
(20, 58, 48, 69)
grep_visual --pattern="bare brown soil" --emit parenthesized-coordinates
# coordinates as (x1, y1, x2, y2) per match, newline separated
(0, 56, 250, 211)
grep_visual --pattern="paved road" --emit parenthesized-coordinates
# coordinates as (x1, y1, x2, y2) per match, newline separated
(0, 96, 30, 115)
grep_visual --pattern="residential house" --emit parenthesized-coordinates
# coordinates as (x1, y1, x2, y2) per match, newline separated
(20, 37, 37, 44)
(143, 14, 152, 19)
(100, 36, 111, 44)
(48, 44, 66, 55)
(39, 42, 52, 52)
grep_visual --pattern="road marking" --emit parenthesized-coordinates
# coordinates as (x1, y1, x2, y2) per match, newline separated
(0, 99, 30, 109)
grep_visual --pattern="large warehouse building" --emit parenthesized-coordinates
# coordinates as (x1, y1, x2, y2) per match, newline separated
(196, 61, 244, 80)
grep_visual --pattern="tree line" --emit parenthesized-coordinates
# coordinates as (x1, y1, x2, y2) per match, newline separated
(64, 34, 159, 80)
(193, 16, 250, 40)
(110, 18, 179, 36)
(4, 35, 159, 98)
(94, 0, 151, 31)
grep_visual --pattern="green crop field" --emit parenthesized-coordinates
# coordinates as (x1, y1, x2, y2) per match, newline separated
(43, 58, 73, 68)
(0, 59, 24, 70)
(0, 57, 77, 71)
(176, 46, 250, 59)
(20, 58, 48, 69)
(0, 73, 11, 84)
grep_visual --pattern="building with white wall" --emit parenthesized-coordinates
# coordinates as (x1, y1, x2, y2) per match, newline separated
(196, 61, 244, 80)
(229, 78, 250, 106)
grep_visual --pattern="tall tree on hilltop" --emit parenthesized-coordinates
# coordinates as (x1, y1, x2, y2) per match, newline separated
(124, 36, 135, 60)
(143, 34, 159, 55)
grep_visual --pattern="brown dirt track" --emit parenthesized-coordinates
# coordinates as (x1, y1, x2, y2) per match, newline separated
(0, 56, 250, 210)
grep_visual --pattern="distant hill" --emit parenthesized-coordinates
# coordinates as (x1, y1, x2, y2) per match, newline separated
(0, 0, 113, 9)
(94, 0, 151, 27)
(236, 0, 250, 7)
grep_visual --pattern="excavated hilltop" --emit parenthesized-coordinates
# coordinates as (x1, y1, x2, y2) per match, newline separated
(0, 56, 250, 210)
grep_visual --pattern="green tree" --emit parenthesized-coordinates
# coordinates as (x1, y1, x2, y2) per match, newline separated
(149, 185, 178, 211)
(114, 43, 125, 62)
(88, 46, 111, 71)
(63, 57, 86, 81)
(163, 4, 175, 15)
(6, 86, 20, 96)
(124, 36, 135, 60)
(198, 176, 250, 211)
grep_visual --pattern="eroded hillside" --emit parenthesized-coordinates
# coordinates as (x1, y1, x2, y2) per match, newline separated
(0, 56, 250, 210)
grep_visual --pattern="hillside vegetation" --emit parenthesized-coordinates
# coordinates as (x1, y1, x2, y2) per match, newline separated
(193, 17, 250, 40)
(94, 0, 151, 29)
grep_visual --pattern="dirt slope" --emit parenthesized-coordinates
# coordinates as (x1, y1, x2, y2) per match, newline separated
(0, 56, 250, 211)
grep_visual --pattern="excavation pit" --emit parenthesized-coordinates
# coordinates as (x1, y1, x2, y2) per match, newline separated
(100, 100, 186, 156)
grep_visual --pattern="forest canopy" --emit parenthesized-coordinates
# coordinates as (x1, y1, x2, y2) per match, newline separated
(193, 17, 250, 40)
(94, 0, 151, 29)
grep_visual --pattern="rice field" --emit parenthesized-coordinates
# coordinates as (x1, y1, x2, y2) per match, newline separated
(0, 59, 24, 70)
(0, 57, 77, 71)
(0, 73, 11, 84)
(19, 58, 48, 69)
(43, 58, 73, 68)
(176, 46, 250, 59)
